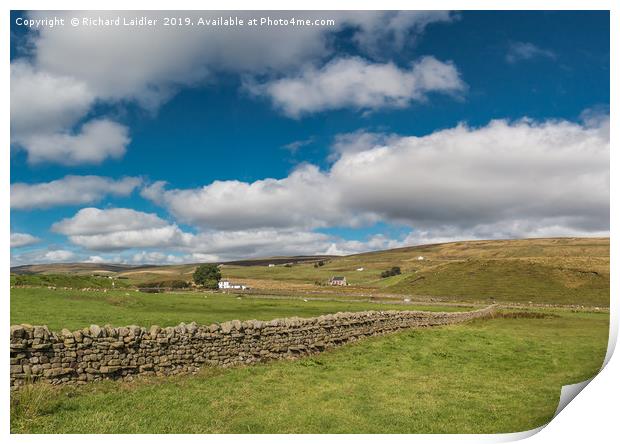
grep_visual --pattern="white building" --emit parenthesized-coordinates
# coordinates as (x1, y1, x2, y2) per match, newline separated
(329, 276, 347, 286)
(356, 267, 364, 271)
(218, 280, 248, 290)
(417, 256, 425, 261)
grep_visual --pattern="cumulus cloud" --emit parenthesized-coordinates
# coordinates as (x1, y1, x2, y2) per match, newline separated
(250, 56, 465, 117)
(143, 116, 609, 239)
(10, 232, 40, 248)
(140, 166, 361, 231)
(47, 206, 392, 262)
(51, 208, 190, 251)
(17, 119, 130, 165)
(131, 251, 185, 265)
(506, 41, 557, 64)
(43, 250, 76, 262)
(11, 11, 456, 165)
(25, 11, 455, 106)
(11, 175, 141, 210)
(11, 248, 77, 266)
(10, 62, 129, 165)
(84, 255, 106, 263)
(10, 61, 95, 139)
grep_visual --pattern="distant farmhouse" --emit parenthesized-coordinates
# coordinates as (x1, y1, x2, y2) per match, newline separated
(329, 276, 347, 286)
(218, 280, 248, 290)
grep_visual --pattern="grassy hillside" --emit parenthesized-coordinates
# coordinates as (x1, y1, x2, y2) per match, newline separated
(386, 259, 609, 306)
(10, 274, 130, 289)
(11, 310, 609, 433)
(10, 263, 143, 275)
(10, 288, 469, 331)
(222, 238, 610, 306)
(10, 238, 610, 306)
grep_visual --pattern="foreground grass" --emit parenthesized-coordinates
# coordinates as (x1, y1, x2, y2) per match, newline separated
(11, 311, 608, 433)
(10, 287, 470, 331)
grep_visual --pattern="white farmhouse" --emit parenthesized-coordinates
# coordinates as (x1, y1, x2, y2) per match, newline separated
(218, 280, 248, 290)
(329, 276, 347, 286)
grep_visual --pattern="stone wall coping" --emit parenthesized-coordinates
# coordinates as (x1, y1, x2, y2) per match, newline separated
(11, 305, 496, 340)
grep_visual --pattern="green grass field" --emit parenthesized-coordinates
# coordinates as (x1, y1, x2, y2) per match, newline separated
(10, 237, 610, 433)
(11, 310, 609, 433)
(10, 287, 471, 331)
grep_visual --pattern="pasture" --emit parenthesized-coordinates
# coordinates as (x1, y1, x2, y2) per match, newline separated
(11, 310, 609, 433)
(10, 237, 610, 434)
(10, 287, 471, 331)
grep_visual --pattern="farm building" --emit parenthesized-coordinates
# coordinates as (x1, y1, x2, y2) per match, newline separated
(329, 276, 347, 286)
(218, 280, 248, 290)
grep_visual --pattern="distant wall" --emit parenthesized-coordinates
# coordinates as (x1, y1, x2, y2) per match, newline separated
(10, 306, 495, 388)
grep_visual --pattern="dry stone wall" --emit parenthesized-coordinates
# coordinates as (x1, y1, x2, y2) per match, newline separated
(10, 306, 495, 388)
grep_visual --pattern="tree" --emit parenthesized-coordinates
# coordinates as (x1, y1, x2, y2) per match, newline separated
(380, 266, 402, 279)
(193, 264, 221, 289)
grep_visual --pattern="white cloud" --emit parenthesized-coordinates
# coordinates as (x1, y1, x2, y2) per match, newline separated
(10, 62, 129, 165)
(131, 251, 185, 265)
(11, 175, 141, 210)
(11, 248, 77, 266)
(141, 165, 362, 231)
(47, 206, 387, 261)
(17, 119, 130, 165)
(51, 208, 190, 251)
(25, 11, 455, 107)
(43, 250, 76, 262)
(10, 232, 40, 248)
(347, 11, 456, 56)
(84, 255, 106, 263)
(400, 219, 610, 247)
(10, 61, 95, 139)
(282, 137, 315, 154)
(144, 116, 609, 239)
(506, 42, 557, 64)
(27, 11, 330, 107)
(331, 118, 608, 232)
(11, 12, 456, 165)
(250, 56, 465, 117)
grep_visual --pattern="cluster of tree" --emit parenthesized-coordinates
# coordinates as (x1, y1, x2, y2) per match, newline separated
(380, 266, 402, 278)
(193, 264, 222, 289)
(137, 280, 190, 290)
(314, 260, 326, 268)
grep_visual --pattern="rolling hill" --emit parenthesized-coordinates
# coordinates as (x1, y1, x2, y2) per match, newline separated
(10, 237, 610, 306)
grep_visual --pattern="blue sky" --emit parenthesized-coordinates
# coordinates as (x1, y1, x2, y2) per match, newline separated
(10, 11, 610, 265)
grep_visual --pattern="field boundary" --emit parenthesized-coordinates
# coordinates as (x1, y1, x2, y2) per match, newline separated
(10, 306, 496, 388)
